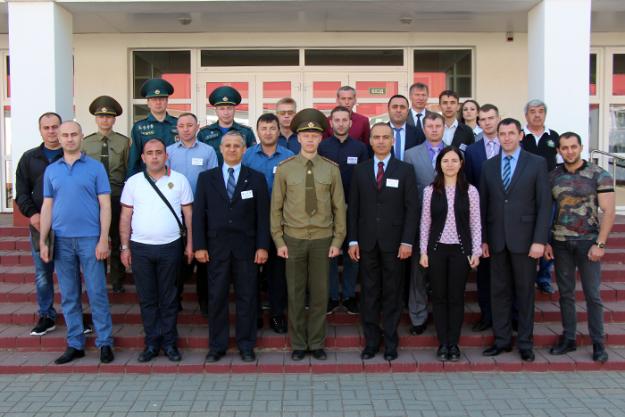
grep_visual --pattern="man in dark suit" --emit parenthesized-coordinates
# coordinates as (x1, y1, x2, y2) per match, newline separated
(406, 82, 430, 144)
(193, 131, 270, 363)
(480, 118, 551, 362)
(521, 99, 560, 295)
(462, 103, 501, 332)
(439, 90, 474, 151)
(387, 94, 422, 162)
(348, 122, 419, 361)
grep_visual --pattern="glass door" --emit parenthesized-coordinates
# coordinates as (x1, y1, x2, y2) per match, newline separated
(303, 73, 349, 116)
(348, 73, 406, 124)
(196, 74, 254, 128)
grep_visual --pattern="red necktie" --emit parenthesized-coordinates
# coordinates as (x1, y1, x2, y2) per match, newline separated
(376, 161, 384, 190)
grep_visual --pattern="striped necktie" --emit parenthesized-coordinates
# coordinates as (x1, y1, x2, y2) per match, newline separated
(227, 167, 236, 200)
(502, 155, 512, 192)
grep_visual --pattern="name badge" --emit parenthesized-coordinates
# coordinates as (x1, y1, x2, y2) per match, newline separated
(459, 143, 467, 152)
(273, 166, 277, 174)
(191, 158, 203, 166)
(386, 178, 399, 188)
(241, 190, 254, 199)
(347, 156, 358, 165)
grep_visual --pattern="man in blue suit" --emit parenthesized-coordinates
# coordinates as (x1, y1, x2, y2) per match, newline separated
(192, 131, 270, 364)
(463, 104, 501, 332)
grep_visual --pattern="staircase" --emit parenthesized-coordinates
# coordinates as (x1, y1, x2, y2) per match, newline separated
(0, 220, 624, 374)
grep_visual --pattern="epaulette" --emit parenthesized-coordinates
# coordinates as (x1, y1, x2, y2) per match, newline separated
(83, 133, 97, 140)
(320, 156, 339, 167)
(278, 156, 297, 166)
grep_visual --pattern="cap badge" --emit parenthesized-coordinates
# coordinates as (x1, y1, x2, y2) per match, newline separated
(307, 122, 315, 128)
(223, 96, 229, 101)
(101, 107, 108, 112)
(154, 89, 161, 95)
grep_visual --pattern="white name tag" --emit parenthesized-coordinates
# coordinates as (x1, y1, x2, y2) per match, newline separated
(191, 158, 203, 166)
(347, 156, 358, 165)
(241, 190, 254, 199)
(459, 143, 467, 151)
(386, 178, 399, 188)
(273, 166, 277, 174)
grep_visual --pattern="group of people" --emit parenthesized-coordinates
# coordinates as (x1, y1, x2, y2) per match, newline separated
(15, 77, 616, 366)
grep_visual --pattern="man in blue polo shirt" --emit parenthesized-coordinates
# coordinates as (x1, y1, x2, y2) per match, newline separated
(39, 120, 114, 365)
(242, 113, 294, 334)
(319, 106, 369, 315)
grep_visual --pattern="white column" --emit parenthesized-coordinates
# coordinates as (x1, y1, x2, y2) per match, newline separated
(528, 0, 591, 151)
(8, 1, 73, 187)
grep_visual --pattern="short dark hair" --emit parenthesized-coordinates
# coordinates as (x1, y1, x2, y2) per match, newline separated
(479, 104, 499, 116)
(423, 112, 444, 127)
(497, 118, 523, 133)
(142, 138, 166, 153)
(559, 132, 582, 146)
(38, 112, 62, 127)
(177, 112, 198, 122)
(387, 94, 409, 108)
(438, 90, 459, 102)
(409, 82, 429, 95)
(256, 112, 279, 129)
(330, 106, 351, 118)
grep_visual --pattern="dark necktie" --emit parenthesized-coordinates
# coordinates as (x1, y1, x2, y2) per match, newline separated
(416, 113, 423, 132)
(101, 136, 110, 174)
(305, 160, 317, 216)
(502, 155, 512, 192)
(227, 167, 236, 200)
(376, 161, 384, 190)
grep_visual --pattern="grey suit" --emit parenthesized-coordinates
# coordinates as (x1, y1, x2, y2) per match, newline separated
(403, 142, 439, 327)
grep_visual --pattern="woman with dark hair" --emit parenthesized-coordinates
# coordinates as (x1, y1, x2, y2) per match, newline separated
(419, 146, 482, 362)
(459, 100, 482, 137)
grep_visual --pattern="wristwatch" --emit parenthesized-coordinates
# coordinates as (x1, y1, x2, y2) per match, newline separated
(595, 241, 606, 249)
(120, 244, 129, 251)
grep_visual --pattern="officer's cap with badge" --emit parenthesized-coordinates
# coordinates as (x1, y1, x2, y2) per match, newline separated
(140, 78, 174, 99)
(209, 86, 242, 107)
(89, 95, 123, 117)
(290, 108, 329, 133)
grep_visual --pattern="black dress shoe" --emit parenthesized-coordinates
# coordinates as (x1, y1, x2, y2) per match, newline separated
(270, 315, 288, 334)
(54, 347, 85, 365)
(520, 349, 535, 362)
(409, 323, 427, 335)
(291, 350, 307, 361)
(311, 349, 327, 360)
(549, 337, 577, 355)
(164, 346, 182, 362)
(240, 350, 256, 362)
(360, 348, 377, 360)
(436, 345, 449, 362)
(448, 345, 461, 362)
(593, 343, 608, 363)
(138, 347, 159, 363)
(205, 350, 226, 363)
(100, 346, 114, 364)
(471, 319, 492, 332)
(384, 350, 398, 361)
(482, 345, 513, 357)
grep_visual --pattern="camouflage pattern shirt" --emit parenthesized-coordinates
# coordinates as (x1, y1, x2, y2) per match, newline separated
(550, 160, 614, 241)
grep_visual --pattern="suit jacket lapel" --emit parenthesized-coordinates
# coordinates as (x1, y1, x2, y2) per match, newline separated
(230, 165, 250, 203)
(506, 150, 527, 194)
(368, 159, 381, 191)
(383, 157, 400, 186)
(417, 145, 434, 174)
(210, 168, 229, 202)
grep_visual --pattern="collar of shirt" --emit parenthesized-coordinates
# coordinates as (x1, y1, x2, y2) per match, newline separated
(60, 152, 87, 166)
(523, 125, 549, 138)
(222, 162, 242, 179)
(391, 123, 407, 132)
(503, 145, 522, 161)
(175, 139, 198, 149)
(563, 159, 589, 175)
(374, 153, 392, 173)
(411, 108, 426, 121)
(279, 131, 297, 141)
(329, 135, 352, 145)
(483, 136, 500, 146)
(425, 141, 444, 153)
(254, 143, 286, 157)
(445, 119, 459, 129)
(297, 153, 322, 166)
(146, 112, 175, 124)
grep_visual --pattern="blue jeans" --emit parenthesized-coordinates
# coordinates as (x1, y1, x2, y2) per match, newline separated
(329, 251, 358, 300)
(54, 236, 113, 349)
(30, 233, 56, 320)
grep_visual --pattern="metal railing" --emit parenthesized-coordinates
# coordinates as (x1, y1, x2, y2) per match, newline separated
(590, 149, 625, 189)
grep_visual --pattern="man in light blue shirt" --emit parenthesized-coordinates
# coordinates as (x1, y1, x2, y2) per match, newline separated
(166, 112, 217, 316)
(242, 113, 294, 334)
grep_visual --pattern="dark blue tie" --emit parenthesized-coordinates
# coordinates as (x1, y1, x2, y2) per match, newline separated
(502, 155, 512, 192)
(394, 128, 403, 161)
(227, 167, 236, 200)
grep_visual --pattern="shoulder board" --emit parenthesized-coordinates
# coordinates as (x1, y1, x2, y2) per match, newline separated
(113, 132, 131, 141)
(83, 133, 98, 140)
(320, 156, 339, 167)
(278, 156, 297, 166)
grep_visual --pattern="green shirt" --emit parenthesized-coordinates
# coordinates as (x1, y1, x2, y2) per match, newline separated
(82, 131, 130, 197)
(270, 153, 347, 248)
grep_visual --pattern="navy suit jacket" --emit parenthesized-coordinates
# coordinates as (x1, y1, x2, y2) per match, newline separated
(192, 165, 270, 260)
(451, 123, 476, 150)
(463, 136, 488, 188)
(385, 122, 423, 159)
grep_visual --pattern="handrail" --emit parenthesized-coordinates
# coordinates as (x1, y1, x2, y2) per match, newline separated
(590, 149, 625, 189)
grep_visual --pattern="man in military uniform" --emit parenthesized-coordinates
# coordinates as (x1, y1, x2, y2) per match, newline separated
(127, 78, 178, 177)
(197, 86, 256, 164)
(83, 96, 130, 293)
(271, 108, 347, 361)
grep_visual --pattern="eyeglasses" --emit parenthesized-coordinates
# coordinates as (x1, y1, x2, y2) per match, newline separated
(276, 111, 296, 116)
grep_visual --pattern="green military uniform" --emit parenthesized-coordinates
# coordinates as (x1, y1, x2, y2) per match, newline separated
(270, 109, 347, 353)
(197, 86, 256, 165)
(127, 78, 178, 177)
(82, 95, 130, 291)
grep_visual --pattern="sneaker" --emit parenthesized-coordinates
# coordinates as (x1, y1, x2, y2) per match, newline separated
(342, 297, 359, 315)
(30, 317, 56, 336)
(83, 322, 93, 335)
(326, 299, 340, 315)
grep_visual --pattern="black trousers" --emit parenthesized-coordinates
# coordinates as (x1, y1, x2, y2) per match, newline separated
(360, 244, 404, 352)
(490, 248, 536, 350)
(260, 240, 287, 317)
(179, 259, 208, 308)
(108, 196, 125, 287)
(207, 253, 258, 352)
(476, 257, 492, 323)
(131, 239, 182, 349)
(428, 244, 470, 346)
